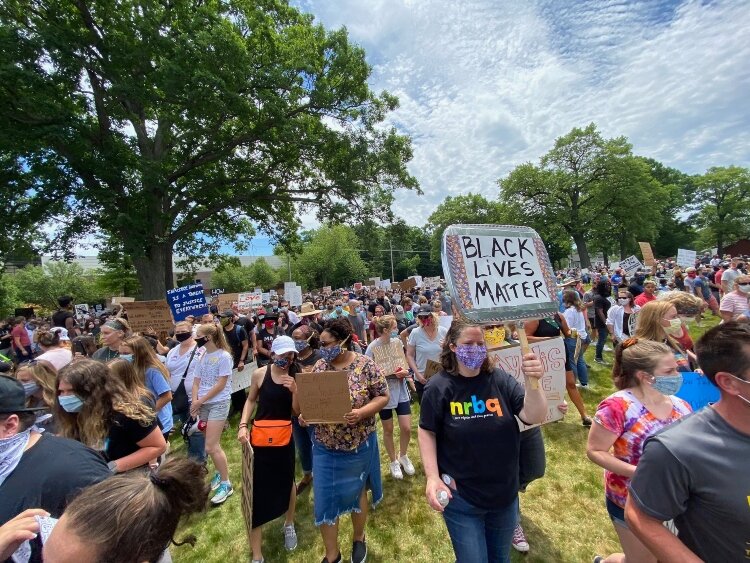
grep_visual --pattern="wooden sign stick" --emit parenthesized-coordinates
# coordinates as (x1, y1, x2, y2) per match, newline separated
(516, 324, 539, 390)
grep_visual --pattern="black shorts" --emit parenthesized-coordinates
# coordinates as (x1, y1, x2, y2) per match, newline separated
(379, 401, 412, 420)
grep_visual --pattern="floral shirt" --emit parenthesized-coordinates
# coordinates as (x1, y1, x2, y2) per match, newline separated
(312, 353, 388, 451)
(595, 390, 691, 508)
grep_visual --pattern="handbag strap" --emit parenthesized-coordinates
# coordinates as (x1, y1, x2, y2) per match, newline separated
(180, 345, 199, 381)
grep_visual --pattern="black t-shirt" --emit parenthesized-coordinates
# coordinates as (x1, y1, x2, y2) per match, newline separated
(0, 433, 110, 526)
(256, 328, 277, 366)
(52, 309, 74, 329)
(223, 324, 248, 366)
(593, 294, 611, 329)
(298, 349, 321, 369)
(419, 368, 525, 509)
(368, 298, 392, 314)
(104, 411, 158, 462)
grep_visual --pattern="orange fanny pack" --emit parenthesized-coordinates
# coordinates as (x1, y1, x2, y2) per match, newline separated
(250, 419, 292, 447)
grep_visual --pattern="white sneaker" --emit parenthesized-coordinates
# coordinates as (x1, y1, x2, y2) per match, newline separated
(389, 460, 403, 480)
(399, 454, 415, 476)
(282, 524, 298, 551)
(603, 345, 613, 352)
(210, 482, 233, 505)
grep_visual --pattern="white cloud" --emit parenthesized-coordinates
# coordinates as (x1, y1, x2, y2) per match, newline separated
(296, 0, 750, 225)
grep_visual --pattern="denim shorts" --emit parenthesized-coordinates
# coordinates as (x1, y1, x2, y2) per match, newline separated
(199, 400, 230, 422)
(606, 497, 627, 528)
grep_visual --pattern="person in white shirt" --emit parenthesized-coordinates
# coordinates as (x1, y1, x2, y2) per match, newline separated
(606, 290, 641, 345)
(562, 291, 590, 387)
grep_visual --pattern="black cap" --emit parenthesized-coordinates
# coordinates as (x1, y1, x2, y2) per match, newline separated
(417, 305, 434, 316)
(0, 375, 46, 413)
(220, 310, 235, 318)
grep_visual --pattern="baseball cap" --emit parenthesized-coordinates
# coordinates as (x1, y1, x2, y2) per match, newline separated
(220, 310, 235, 318)
(271, 336, 297, 356)
(0, 375, 46, 413)
(417, 305, 434, 316)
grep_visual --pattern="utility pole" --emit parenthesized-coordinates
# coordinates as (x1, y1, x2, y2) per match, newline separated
(288, 256, 292, 281)
(390, 239, 395, 281)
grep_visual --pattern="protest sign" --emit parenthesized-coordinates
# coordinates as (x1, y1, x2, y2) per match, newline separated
(675, 372, 720, 411)
(390, 282, 402, 291)
(638, 242, 656, 267)
(371, 340, 409, 377)
(240, 443, 254, 545)
(483, 326, 507, 349)
(296, 371, 351, 424)
(210, 287, 225, 296)
(677, 248, 697, 268)
(424, 276, 441, 289)
(400, 277, 417, 292)
(377, 279, 391, 290)
(230, 362, 259, 393)
(237, 292, 262, 312)
(111, 296, 135, 305)
(423, 359, 443, 380)
(322, 286, 332, 294)
(619, 255, 644, 275)
(411, 275, 423, 288)
(284, 282, 296, 291)
(216, 293, 239, 312)
(487, 337, 566, 430)
(166, 284, 208, 322)
(122, 300, 174, 333)
(74, 304, 89, 319)
(261, 293, 270, 303)
(286, 285, 303, 307)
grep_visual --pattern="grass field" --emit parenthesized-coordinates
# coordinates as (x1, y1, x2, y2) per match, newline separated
(171, 317, 719, 563)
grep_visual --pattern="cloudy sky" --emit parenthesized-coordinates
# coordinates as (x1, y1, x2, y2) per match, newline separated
(291, 0, 749, 230)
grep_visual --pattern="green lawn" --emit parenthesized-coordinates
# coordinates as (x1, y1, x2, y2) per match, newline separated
(171, 317, 719, 562)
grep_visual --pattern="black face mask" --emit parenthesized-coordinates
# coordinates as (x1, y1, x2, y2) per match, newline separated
(175, 332, 191, 343)
(195, 336, 209, 347)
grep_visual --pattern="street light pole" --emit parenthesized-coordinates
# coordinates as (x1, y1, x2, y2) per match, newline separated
(390, 239, 395, 281)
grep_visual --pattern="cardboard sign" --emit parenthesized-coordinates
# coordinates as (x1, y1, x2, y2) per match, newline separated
(487, 336, 566, 430)
(400, 277, 417, 292)
(675, 372, 720, 411)
(424, 276, 441, 289)
(442, 224, 558, 323)
(240, 443, 254, 545)
(371, 340, 409, 377)
(122, 300, 174, 333)
(286, 285, 303, 307)
(619, 255, 644, 275)
(638, 242, 656, 267)
(230, 362, 259, 393)
(111, 296, 135, 305)
(210, 287, 225, 296)
(367, 278, 379, 287)
(296, 371, 351, 424)
(390, 282, 402, 291)
(166, 283, 208, 321)
(215, 292, 239, 313)
(423, 359, 443, 379)
(677, 248, 697, 268)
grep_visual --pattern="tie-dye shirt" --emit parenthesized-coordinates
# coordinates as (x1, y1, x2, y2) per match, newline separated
(594, 390, 692, 508)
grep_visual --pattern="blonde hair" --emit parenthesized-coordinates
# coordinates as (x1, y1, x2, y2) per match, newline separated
(612, 338, 673, 389)
(122, 336, 170, 384)
(658, 291, 704, 317)
(375, 314, 396, 335)
(417, 312, 439, 328)
(16, 360, 57, 409)
(195, 323, 231, 353)
(633, 301, 682, 352)
(108, 358, 152, 403)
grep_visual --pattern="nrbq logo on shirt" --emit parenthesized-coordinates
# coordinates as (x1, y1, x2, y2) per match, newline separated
(450, 395, 503, 418)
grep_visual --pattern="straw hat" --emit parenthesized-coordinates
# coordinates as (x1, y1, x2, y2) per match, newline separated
(298, 302, 323, 317)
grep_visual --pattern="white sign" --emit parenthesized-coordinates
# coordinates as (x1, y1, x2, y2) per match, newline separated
(378, 279, 391, 290)
(286, 285, 303, 307)
(424, 276, 441, 288)
(619, 255, 644, 275)
(261, 293, 270, 303)
(677, 248, 697, 268)
(439, 315, 453, 330)
(74, 304, 89, 319)
(610, 261, 620, 270)
(237, 292, 262, 312)
(487, 337, 566, 430)
(230, 362, 258, 393)
(284, 282, 296, 291)
(412, 275, 423, 288)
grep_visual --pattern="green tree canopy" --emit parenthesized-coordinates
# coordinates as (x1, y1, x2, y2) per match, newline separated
(0, 0, 417, 299)
(292, 225, 369, 289)
(12, 262, 104, 310)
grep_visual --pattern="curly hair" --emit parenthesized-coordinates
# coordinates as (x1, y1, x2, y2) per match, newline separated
(56, 359, 155, 448)
(322, 318, 355, 351)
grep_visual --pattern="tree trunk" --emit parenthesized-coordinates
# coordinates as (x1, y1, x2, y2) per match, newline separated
(619, 230, 627, 260)
(573, 234, 591, 268)
(602, 250, 609, 267)
(133, 242, 170, 300)
(717, 233, 724, 257)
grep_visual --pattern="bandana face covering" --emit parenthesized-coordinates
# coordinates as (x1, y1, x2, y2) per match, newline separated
(274, 357, 290, 369)
(455, 344, 487, 370)
(0, 429, 32, 487)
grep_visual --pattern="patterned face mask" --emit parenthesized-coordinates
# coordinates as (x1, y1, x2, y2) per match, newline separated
(455, 344, 487, 369)
(319, 344, 342, 363)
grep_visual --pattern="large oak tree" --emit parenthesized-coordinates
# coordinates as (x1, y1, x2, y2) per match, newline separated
(0, 0, 418, 298)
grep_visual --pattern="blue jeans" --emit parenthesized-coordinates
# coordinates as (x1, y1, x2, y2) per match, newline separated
(595, 327, 608, 361)
(564, 337, 589, 385)
(442, 492, 519, 563)
(173, 411, 206, 463)
(292, 416, 313, 475)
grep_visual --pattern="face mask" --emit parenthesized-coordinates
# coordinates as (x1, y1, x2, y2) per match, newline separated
(274, 357, 290, 369)
(319, 344, 343, 363)
(738, 284, 750, 294)
(419, 316, 431, 326)
(650, 373, 683, 396)
(220, 317, 231, 327)
(729, 374, 750, 406)
(120, 354, 133, 363)
(664, 318, 683, 337)
(264, 321, 276, 330)
(391, 330, 399, 338)
(175, 332, 191, 343)
(355, 307, 362, 313)
(59, 394, 84, 413)
(455, 344, 487, 370)
(405, 311, 414, 321)
(280, 307, 288, 312)
(618, 298, 629, 306)
(195, 336, 209, 347)
(335, 306, 342, 312)
(294, 339, 309, 352)
(23, 382, 40, 397)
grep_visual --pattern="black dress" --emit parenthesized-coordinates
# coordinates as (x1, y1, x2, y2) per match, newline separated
(251, 364, 295, 528)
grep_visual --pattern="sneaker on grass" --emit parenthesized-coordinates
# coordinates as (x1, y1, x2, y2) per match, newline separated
(211, 482, 233, 505)
(209, 471, 221, 492)
(511, 523, 530, 553)
(351, 538, 367, 563)
(389, 460, 403, 480)
(399, 454, 415, 476)
(283, 523, 298, 551)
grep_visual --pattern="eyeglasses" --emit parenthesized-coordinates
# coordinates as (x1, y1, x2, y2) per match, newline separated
(319, 340, 338, 348)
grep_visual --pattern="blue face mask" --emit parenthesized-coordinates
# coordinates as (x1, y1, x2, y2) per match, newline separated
(294, 339, 309, 352)
(59, 394, 84, 413)
(23, 382, 40, 397)
(274, 357, 291, 369)
(651, 374, 683, 396)
(335, 306, 343, 312)
(319, 344, 342, 363)
(120, 354, 133, 363)
(391, 330, 399, 338)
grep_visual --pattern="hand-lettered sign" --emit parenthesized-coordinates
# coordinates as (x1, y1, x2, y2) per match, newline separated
(619, 255, 644, 276)
(296, 371, 351, 424)
(122, 300, 174, 333)
(441, 224, 558, 323)
(166, 283, 208, 321)
(674, 371, 720, 411)
(371, 339, 409, 377)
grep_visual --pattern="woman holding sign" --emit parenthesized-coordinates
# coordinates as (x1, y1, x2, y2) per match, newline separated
(303, 318, 389, 563)
(364, 315, 415, 481)
(237, 335, 300, 561)
(418, 319, 548, 563)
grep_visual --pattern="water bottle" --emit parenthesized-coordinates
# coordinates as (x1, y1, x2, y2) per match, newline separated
(437, 490, 450, 508)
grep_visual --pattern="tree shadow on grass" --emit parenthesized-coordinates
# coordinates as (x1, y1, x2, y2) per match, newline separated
(513, 515, 566, 563)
